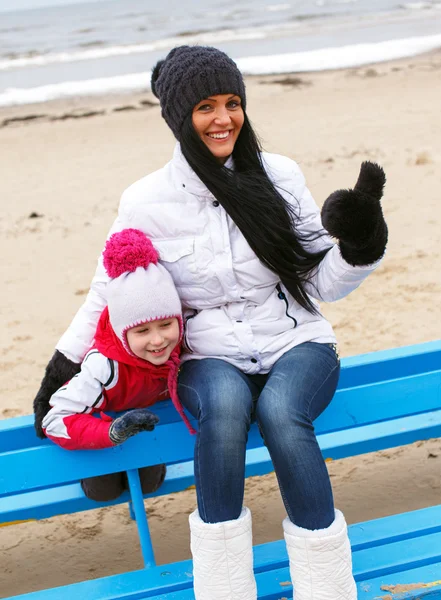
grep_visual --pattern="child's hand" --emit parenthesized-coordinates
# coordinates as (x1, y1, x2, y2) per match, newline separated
(109, 408, 160, 445)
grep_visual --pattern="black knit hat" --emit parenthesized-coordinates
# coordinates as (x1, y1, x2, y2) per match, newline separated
(151, 45, 246, 140)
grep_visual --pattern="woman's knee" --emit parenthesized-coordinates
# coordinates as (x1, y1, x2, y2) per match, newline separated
(257, 344, 340, 432)
(257, 400, 312, 444)
(179, 359, 253, 426)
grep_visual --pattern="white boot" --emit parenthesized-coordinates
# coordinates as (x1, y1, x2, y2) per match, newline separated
(189, 506, 257, 600)
(283, 509, 357, 600)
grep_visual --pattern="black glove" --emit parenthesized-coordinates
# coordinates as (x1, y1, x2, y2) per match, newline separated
(321, 161, 388, 266)
(109, 408, 160, 445)
(33, 350, 81, 439)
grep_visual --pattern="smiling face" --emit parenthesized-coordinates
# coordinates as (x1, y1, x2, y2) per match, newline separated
(192, 93, 244, 163)
(126, 317, 180, 365)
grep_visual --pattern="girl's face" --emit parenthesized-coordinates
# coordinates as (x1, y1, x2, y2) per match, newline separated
(192, 94, 244, 163)
(126, 317, 180, 364)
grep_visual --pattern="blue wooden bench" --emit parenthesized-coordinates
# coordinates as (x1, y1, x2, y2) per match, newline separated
(1, 340, 441, 599)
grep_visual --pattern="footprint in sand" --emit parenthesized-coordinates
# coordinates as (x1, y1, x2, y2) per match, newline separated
(1, 408, 22, 417)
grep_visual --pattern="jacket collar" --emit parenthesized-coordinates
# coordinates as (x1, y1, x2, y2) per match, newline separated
(170, 143, 234, 197)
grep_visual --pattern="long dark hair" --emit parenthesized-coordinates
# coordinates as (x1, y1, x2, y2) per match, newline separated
(180, 112, 330, 313)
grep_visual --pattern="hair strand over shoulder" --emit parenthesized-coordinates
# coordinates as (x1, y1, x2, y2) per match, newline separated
(180, 112, 330, 313)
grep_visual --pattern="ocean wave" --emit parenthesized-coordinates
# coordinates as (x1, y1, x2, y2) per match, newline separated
(0, 72, 150, 107)
(1, 49, 46, 61)
(1, 33, 440, 108)
(238, 33, 441, 73)
(0, 26, 273, 71)
(265, 3, 291, 12)
(0, 15, 351, 71)
(400, 1, 441, 8)
(78, 40, 107, 48)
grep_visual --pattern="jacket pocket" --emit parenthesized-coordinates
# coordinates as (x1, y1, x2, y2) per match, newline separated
(154, 238, 199, 287)
(155, 238, 194, 262)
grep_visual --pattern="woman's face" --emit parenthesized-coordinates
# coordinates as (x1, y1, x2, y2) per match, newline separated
(192, 94, 244, 163)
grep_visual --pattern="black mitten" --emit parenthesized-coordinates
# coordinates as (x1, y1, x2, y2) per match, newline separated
(33, 350, 81, 439)
(109, 408, 160, 445)
(321, 161, 388, 266)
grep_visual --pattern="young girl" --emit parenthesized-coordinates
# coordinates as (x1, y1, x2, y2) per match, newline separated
(35, 45, 387, 599)
(42, 228, 194, 500)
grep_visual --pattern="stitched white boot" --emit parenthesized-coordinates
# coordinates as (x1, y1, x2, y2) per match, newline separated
(189, 506, 257, 600)
(283, 509, 357, 600)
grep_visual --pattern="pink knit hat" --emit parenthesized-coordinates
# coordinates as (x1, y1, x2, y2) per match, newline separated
(103, 228, 182, 353)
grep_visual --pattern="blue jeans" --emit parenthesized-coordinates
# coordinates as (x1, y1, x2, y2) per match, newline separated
(178, 342, 340, 529)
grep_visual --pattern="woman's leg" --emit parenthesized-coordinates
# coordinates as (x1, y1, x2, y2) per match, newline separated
(256, 342, 355, 599)
(178, 358, 259, 600)
(255, 341, 339, 529)
(178, 358, 258, 523)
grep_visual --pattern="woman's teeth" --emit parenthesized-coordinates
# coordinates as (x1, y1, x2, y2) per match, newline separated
(208, 132, 229, 139)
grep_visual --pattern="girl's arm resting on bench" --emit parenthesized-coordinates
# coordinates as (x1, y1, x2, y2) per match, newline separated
(42, 351, 116, 450)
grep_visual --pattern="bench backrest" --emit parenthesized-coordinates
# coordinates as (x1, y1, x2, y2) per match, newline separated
(1, 340, 441, 498)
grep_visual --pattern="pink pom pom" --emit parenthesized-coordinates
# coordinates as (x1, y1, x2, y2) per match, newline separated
(103, 229, 158, 279)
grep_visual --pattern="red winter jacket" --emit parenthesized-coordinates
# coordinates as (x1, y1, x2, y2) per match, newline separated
(42, 308, 193, 450)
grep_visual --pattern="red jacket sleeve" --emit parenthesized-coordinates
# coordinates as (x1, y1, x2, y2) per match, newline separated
(45, 413, 113, 450)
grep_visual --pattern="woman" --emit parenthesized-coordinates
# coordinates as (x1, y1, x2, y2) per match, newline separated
(34, 45, 387, 599)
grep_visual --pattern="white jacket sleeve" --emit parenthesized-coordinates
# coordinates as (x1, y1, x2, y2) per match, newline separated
(42, 350, 118, 450)
(290, 162, 382, 303)
(56, 194, 131, 362)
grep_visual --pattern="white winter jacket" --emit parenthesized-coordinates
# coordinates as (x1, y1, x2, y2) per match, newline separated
(57, 144, 379, 374)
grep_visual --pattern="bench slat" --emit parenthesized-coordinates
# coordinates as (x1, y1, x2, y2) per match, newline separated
(147, 564, 441, 600)
(8, 506, 441, 599)
(0, 402, 188, 452)
(2, 408, 441, 521)
(0, 423, 262, 495)
(126, 527, 441, 599)
(357, 563, 441, 599)
(2, 341, 440, 454)
(0, 462, 194, 522)
(3, 364, 440, 446)
(316, 369, 441, 433)
(142, 528, 441, 598)
(349, 505, 441, 550)
(319, 408, 441, 459)
(338, 339, 441, 387)
(3, 407, 441, 499)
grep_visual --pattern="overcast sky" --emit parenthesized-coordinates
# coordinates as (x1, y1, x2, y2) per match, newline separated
(0, 0, 111, 13)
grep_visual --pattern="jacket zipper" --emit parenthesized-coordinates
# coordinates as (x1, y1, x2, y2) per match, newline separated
(276, 284, 297, 328)
(183, 310, 198, 353)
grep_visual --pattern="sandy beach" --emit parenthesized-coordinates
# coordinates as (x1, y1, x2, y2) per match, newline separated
(1, 50, 441, 597)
